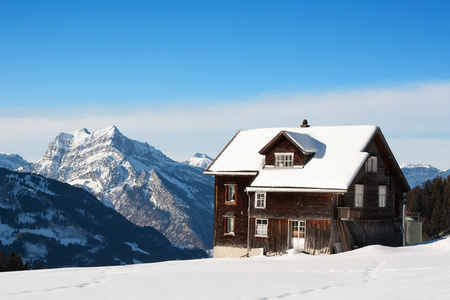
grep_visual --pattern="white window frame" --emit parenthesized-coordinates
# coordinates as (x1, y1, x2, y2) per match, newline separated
(255, 218, 268, 237)
(225, 184, 236, 203)
(255, 192, 266, 209)
(379, 185, 387, 208)
(365, 156, 377, 173)
(275, 153, 294, 168)
(225, 217, 235, 235)
(355, 184, 364, 208)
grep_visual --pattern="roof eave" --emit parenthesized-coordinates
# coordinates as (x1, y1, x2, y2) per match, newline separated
(245, 186, 347, 193)
(204, 171, 258, 176)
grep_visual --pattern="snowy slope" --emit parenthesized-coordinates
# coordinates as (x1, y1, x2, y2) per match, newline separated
(33, 126, 214, 249)
(0, 168, 206, 268)
(0, 153, 34, 172)
(183, 153, 213, 169)
(401, 163, 450, 188)
(1, 237, 449, 299)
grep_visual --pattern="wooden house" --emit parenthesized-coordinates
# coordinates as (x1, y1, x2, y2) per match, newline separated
(204, 122, 410, 257)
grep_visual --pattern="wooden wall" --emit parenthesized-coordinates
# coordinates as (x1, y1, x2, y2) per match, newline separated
(248, 218, 332, 255)
(214, 175, 254, 249)
(250, 192, 333, 220)
(305, 220, 332, 254)
(345, 138, 405, 220)
(331, 218, 403, 252)
(249, 218, 288, 254)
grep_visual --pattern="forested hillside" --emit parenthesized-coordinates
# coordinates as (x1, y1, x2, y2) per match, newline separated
(406, 175, 450, 240)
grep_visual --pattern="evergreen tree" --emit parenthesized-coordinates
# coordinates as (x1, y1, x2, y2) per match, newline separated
(406, 175, 450, 240)
(6, 250, 18, 271)
(0, 250, 6, 272)
(23, 260, 30, 271)
(34, 260, 41, 270)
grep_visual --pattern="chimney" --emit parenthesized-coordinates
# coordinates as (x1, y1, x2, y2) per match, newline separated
(301, 119, 310, 128)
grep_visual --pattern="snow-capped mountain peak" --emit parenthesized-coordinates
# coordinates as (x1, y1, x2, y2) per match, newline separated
(33, 126, 214, 249)
(184, 153, 214, 169)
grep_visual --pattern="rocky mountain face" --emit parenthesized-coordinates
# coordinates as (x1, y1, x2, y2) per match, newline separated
(0, 168, 207, 268)
(401, 163, 450, 188)
(0, 153, 34, 172)
(184, 153, 214, 169)
(32, 126, 214, 249)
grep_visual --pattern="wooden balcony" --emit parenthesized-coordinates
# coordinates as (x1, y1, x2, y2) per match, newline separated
(336, 207, 361, 220)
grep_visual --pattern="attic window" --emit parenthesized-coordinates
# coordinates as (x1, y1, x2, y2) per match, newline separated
(379, 185, 387, 207)
(365, 156, 377, 173)
(275, 153, 293, 168)
(355, 184, 364, 208)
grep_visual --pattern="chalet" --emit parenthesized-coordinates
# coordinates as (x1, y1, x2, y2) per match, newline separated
(204, 121, 410, 257)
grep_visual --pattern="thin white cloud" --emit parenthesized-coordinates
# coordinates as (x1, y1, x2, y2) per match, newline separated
(1, 81, 449, 169)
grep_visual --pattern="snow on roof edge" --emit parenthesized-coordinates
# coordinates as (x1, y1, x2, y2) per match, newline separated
(205, 125, 383, 190)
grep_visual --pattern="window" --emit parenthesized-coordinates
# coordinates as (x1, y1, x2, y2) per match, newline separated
(275, 153, 294, 168)
(225, 217, 235, 235)
(355, 184, 364, 208)
(292, 220, 305, 238)
(225, 185, 236, 203)
(255, 219, 268, 237)
(255, 192, 266, 209)
(365, 156, 377, 173)
(379, 185, 387, 207)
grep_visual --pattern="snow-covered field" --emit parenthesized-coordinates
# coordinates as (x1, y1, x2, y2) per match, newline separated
(1, 237, 450, 300)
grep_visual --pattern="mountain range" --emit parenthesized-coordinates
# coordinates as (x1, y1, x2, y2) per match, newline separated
(0, 167, 206, 268)
(400, 163, 450, 188)
(29, 126, 214, 249)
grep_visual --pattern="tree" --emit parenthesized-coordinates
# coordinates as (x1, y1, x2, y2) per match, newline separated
(0, 250, 5, 271)
(6, 250, 19, 271)
(406, 176, 450, 240)
(34, 260, 42, 270)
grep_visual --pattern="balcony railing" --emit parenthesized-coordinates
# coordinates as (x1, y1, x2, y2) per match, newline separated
(337, 207, 361, 220)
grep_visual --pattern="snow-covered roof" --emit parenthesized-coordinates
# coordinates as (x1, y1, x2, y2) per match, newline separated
(205, 126, 379, 192)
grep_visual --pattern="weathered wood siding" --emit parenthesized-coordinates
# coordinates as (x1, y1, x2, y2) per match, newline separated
(215, 181, 335, 254)
(248, 218, 332, 255)
(250, 192, 333, 220)
(249, 218, 289, 254)
(331, 219, 403, 252)
(345, 137, 405, 220)
(305, 220, 332, 255)
(214, 175, 255, 249)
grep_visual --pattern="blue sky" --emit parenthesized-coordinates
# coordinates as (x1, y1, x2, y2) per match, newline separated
(1, 1, 450, 169)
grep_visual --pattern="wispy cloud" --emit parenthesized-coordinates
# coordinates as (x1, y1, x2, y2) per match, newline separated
(1, 81, 449, 169)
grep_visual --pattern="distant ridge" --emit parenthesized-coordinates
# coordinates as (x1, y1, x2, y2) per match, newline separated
(0, 167, 206, 268)
(401, 163, 450, 188)
(0, 152, 34, 172)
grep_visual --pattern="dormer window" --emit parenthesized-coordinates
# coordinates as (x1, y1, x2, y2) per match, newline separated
(275, 153, 294, 168)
